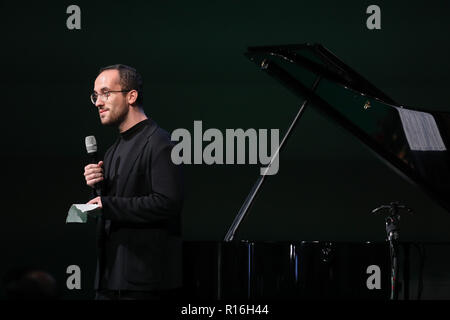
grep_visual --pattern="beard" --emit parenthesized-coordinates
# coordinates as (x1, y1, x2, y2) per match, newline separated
(100, 107, 128, 127)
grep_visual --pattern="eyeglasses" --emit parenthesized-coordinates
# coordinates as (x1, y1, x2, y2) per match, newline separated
(90, 90, 130, 105)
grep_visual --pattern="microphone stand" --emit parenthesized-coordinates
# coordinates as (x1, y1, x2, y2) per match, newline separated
(386, 212, 400, 300)
(372, 202, 412, 300)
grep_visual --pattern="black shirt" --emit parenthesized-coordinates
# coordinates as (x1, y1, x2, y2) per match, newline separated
(106, 119, 149, 196)
(101, 119, 149, 289)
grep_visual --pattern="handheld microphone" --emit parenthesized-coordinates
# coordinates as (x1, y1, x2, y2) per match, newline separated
(85, 135, 102, 196)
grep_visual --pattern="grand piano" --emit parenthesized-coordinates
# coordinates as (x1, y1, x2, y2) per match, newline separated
(182, 44, 450, 300)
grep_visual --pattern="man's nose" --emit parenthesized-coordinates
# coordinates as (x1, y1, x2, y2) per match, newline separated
(95, 97, 104, 108)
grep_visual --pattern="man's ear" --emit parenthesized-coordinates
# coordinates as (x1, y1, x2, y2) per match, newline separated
(127, 89, 138, 106)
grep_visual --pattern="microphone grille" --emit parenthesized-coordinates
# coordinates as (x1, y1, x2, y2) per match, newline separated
(85, 136, 97, 154)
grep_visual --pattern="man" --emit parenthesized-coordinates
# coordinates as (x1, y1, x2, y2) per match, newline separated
(84, 64, 184, 300)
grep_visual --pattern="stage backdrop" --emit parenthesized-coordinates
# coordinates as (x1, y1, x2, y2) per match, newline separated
(1, 1, 450, 299)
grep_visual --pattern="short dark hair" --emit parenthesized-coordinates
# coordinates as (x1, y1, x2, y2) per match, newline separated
(3, 266, 60, 300)
(99, 64, 144, 107)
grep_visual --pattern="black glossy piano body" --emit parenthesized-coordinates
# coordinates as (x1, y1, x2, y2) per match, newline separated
(183, 241, 391, 300)
(182, 44, 450, 300)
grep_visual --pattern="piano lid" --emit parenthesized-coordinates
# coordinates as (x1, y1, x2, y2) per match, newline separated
(245, 43, 450, 214)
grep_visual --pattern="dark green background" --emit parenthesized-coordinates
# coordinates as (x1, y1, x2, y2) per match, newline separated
(1, 1, 450, 299)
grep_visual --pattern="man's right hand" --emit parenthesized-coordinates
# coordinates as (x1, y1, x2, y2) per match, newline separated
(84, 161, 104, 188)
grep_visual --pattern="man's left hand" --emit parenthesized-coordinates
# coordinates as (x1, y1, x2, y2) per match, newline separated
(87, 196, 103, 209)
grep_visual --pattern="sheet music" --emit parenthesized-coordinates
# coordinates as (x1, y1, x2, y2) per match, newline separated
(396, 107, 446, 151)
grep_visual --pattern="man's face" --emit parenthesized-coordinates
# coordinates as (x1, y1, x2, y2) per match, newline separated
(93, 70, 128, 126)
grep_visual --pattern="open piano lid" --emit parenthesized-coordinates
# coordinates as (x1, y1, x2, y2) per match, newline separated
(245, 43, 450, 214)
